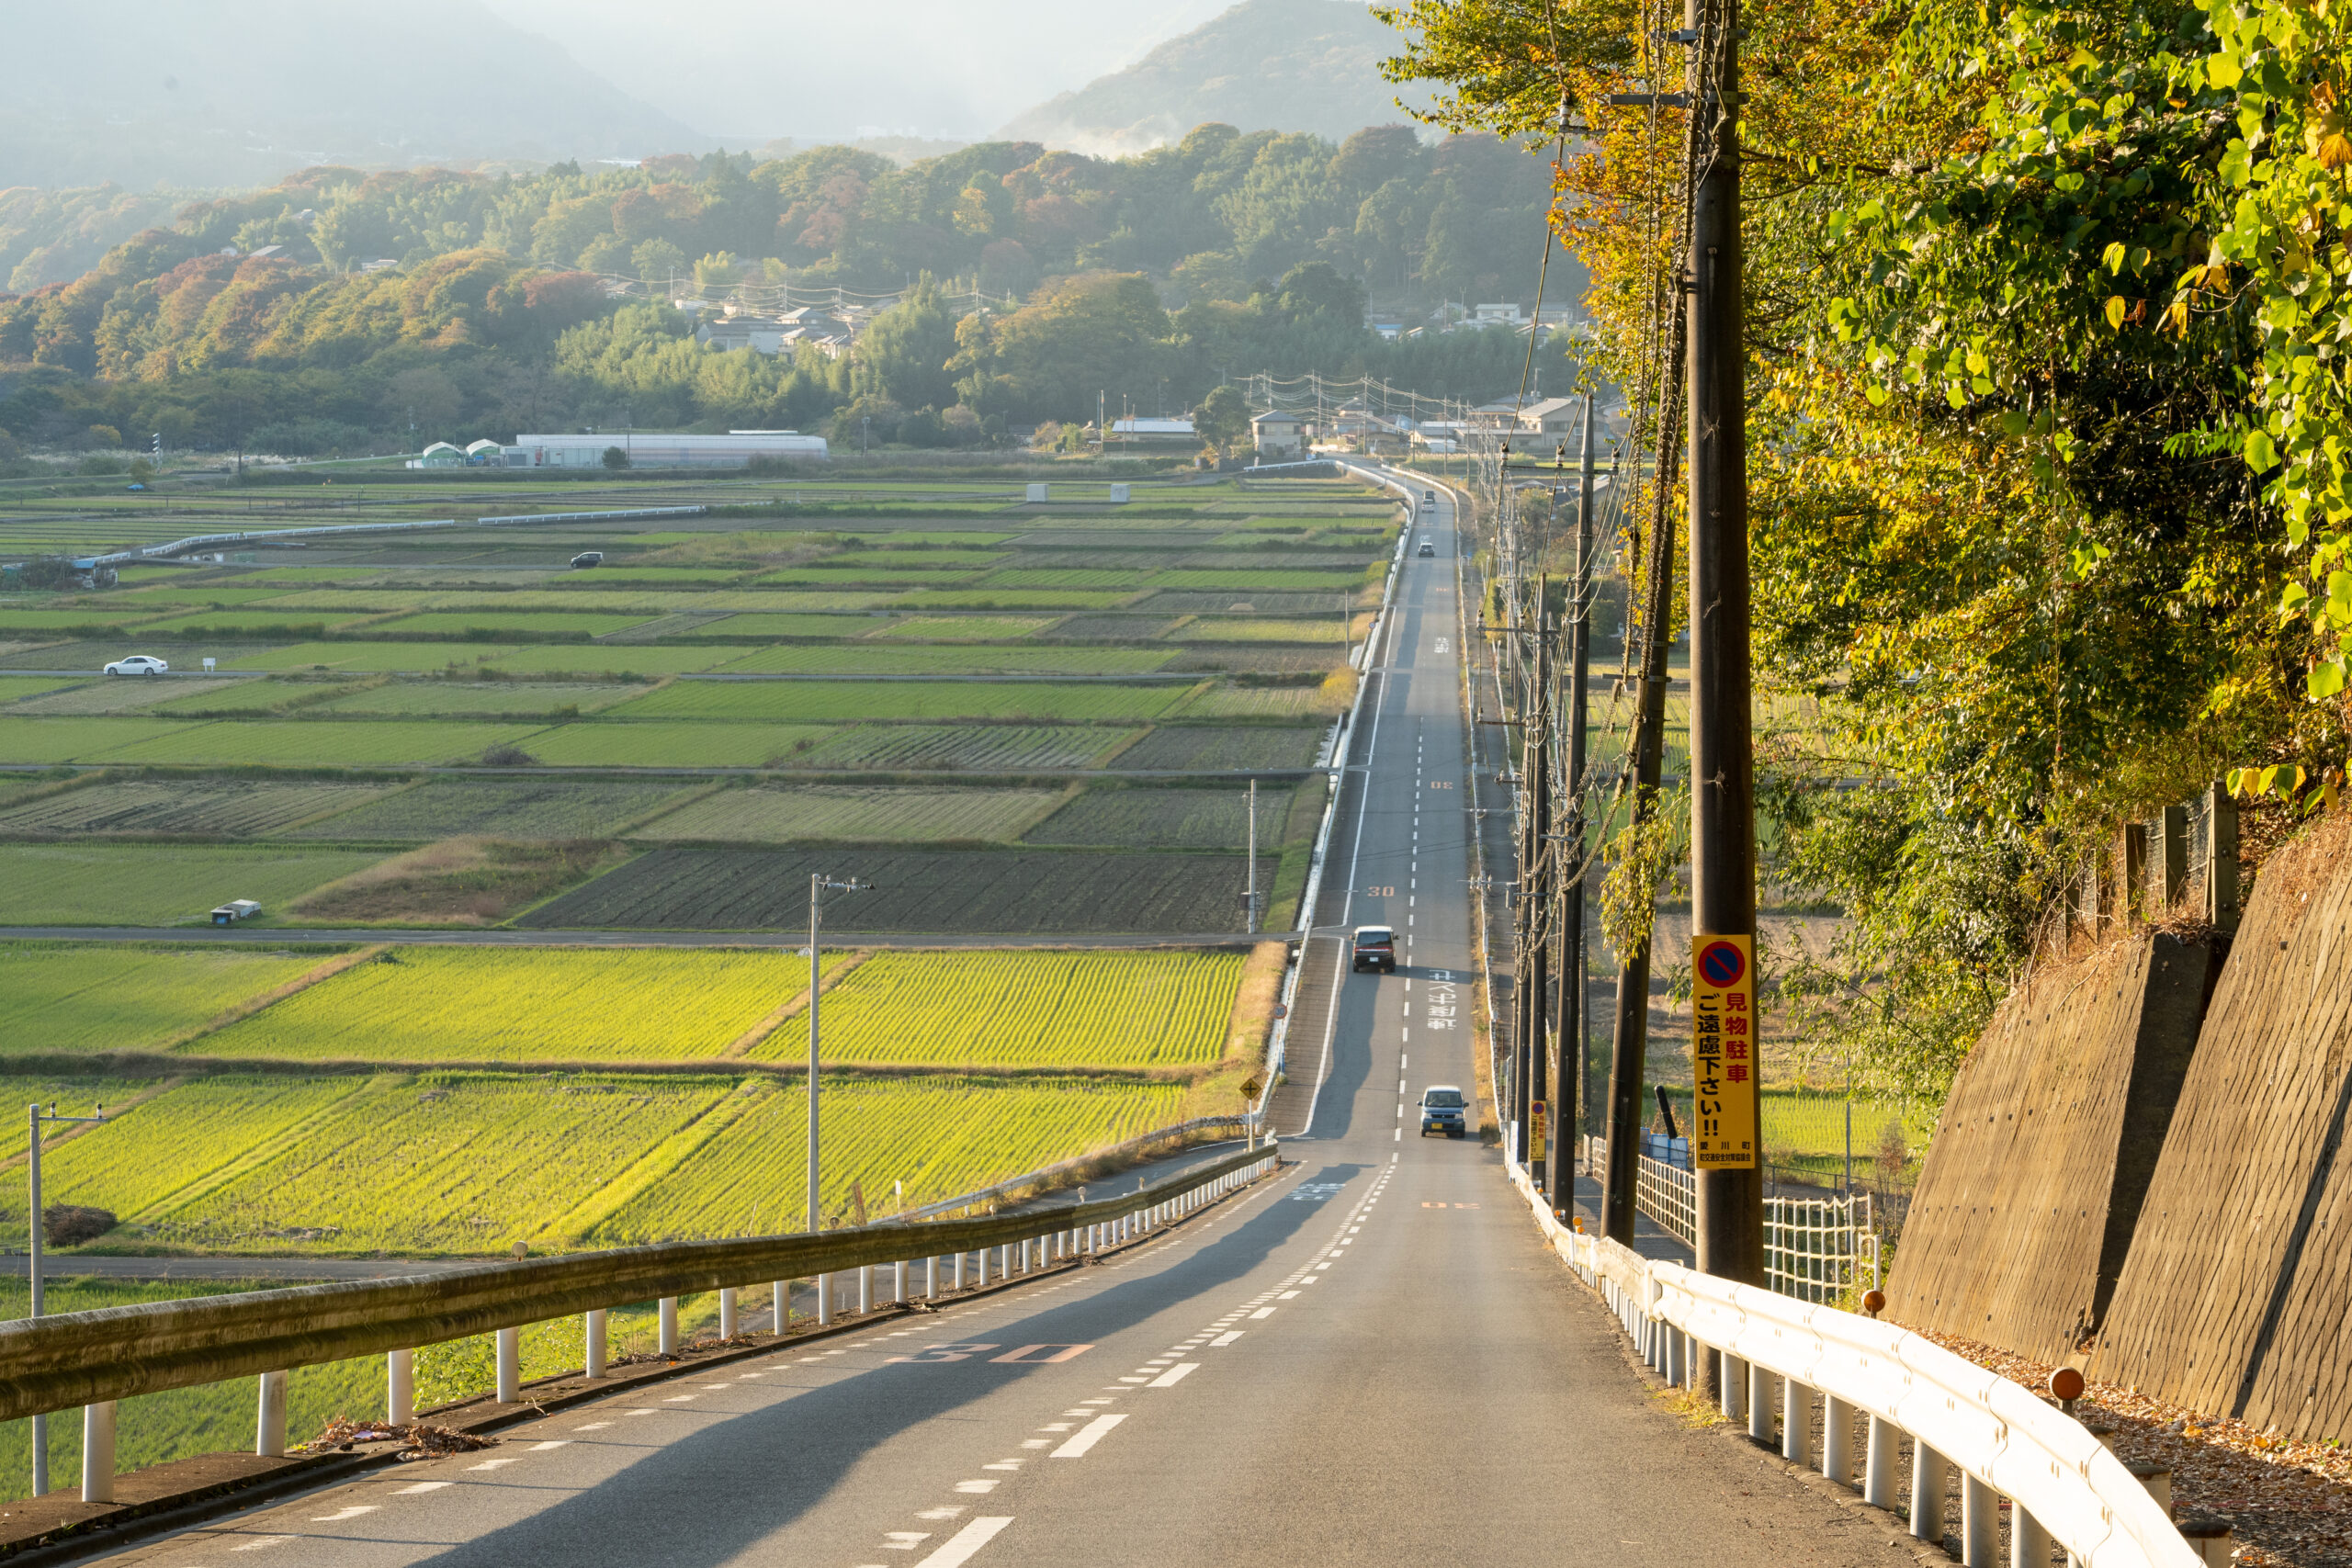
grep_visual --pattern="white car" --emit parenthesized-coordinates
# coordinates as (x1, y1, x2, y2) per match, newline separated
(104, 654, 169, 676)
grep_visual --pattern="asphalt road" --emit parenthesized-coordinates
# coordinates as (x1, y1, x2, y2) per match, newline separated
(84, 484, 1917, 1568)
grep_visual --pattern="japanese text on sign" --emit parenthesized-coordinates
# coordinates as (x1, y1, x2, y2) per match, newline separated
(1690, 933, 1757, 1170)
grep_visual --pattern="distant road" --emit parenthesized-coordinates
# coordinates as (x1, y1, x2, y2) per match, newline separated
(0, 927, 1278, 948)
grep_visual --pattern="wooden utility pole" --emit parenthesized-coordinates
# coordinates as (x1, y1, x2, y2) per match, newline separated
(1549, 397, 1597, 1201)
(1685, 0, 1762, 1290)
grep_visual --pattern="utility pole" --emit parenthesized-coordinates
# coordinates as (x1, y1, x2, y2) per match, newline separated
(806, 873, 872, 1235)
(1244, 777, 1259, 934)
(1547, 399, 1597, 1205)
(1514, 592, 1553, 1182)
(27, 1100, 107, 1496)
(1685, 0, 1762, 1291)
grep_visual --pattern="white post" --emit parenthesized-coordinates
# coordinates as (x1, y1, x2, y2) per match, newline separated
(659, 1296, 680, 1354)
(858, 1266, 872, 1314)
(495, 1327, 521, 1404)
(978, 1247, 990, 1288)
(1821, 1395, 1853, 1484)
(1721, 1355, 1747, 1422)
(772, 1283, 789, 1335)
(2012, 1506, 2055, 1568)
(1747, 1361, 1772, 1443)
(929, 1257, 943, 1300)
(719, 1287, 739, 1340)
(1781, 1379, 1812, 1466)
(998, 1243, 1010, 1277)
(584, 1312, 608, 1379)
(894, 1260, 907, 1303)
(819, 1273, 833, 1325)
(255, 1371, 288, 1458)
(1911, 1444, 1949, 1542)
(1962, 1472, 1999, 1567)
(955, 1252, 967, 1289)
(1864, 1416, 1900, 1509)
(81, 1402, 116, 1503)
(388, 1348, 416, 1424)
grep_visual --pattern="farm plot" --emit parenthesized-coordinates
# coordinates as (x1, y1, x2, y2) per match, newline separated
(753, 568, 979, 587)
(519, 847, 1275, 933)
(748, 950, 1241, 1066)
(0, 780, 399, 838)
(17, 1077, 368, 1224)
(589, 1076, 1185, 1243)
(368, 611, 662, 639)
(276, 777, 699, 840)
(1148, 570, 1367, 592)
(604, 680, 1187, 724)
(225, 642, 519, 672)
(975, 570, 1148, 590)
(0, 609, 169, 635)
(1171, 619, 1347, 643)
(141, 1073, 737, 1254)
(0, 844, 380, 924)
(189, 945, 845, 1064)
(869, 615, 1057, 640)
(0, 1077, 163, 1160)
(694, 592, 888, 613)
(0, 677, 84, 704)
(84, 720, 545, 768)
(129, 612, 360, 638)
(522, 720, 835, 767)
(1181, 683, 1341, 720)
(824, 549, 1011, 570)
(792, 725, 1140, 772)
(0, 943, 335, 1056)
(312, 682, 647, 716)
(635, 784, 1060, 843)
(885, 590, 1134, 611)
(1023, 787, 1278, 849)
(689, 613, 883, 638)
(0, 717, 195, 762)
(9, 677, 252, 715)
(717, 644, 1170, 676)
(482, 644, 749, 677)
(1114, 726, 1325, 771)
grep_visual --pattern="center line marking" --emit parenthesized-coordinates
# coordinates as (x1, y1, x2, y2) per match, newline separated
(310, 1506, 378, 1522)
(911, 1517, 1013, 1567)
(394, 1481, 451, 1495)
(1148, 1363, 1200, 1388)
(1250, 1306, 1277, 1319)
(1050, 1413, 1128, 1458)
(1211, 1330, 1244, 1346)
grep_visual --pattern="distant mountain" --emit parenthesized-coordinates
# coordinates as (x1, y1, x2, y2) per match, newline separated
(0, 0, 709, 189)
(996, 0, 1433, 154)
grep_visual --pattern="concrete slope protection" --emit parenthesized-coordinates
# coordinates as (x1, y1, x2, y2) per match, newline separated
(84, 486, 1921, 1568)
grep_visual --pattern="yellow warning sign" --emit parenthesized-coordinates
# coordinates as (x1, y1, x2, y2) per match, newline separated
(1690, 933, 1758, 1170)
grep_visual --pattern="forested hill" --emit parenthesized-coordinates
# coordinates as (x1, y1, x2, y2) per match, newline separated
(0, 129, 1577, 463)
(999, 0, 1432, 153)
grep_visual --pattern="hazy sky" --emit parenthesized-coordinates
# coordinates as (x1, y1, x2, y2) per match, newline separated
(481, 0, 1247, 143)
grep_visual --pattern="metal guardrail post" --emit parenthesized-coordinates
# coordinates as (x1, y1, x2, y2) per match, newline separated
(1911, 1443, 1950, 1542)
(818, 1273, 834, 1325)
(770, 1280, 788, 1335)
(495, 1327, 520, 1404)
(1822, 1394, 1854, 1484)
(2012, 1506, 2055, 1568)
(583, 1314, 606, 1381)
(718, 1287, 739, 1339)
(255, 1371, 288, 1457)
(1721, 1354, 1746, 1422)
(81, 1401, 115, 1503)
(1782, 1379, 1812, 1466)
(658, 1297, 680, 1354)
(1962, 1472, 2000, 1567)
(390, 1348, 416, 1420)
(893, 1261, 907, 1303)
(1864, 1416, 1900, 1509)
(858, 1267, 873, 1314)
(1747, 1362, 1773, 1443)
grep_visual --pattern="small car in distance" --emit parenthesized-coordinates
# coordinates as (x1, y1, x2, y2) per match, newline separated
(210, 899, 263, 925)
(1351, 924, 1396, 973)
(104, 654, 169, 676)
(570, 551, 605, 569)
(1418, 538, 1436, 557)
(1420, 490, 1437, 510)
(1419, 1085, 1468, 1137)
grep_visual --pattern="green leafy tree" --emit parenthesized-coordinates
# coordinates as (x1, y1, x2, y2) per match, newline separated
(1192, 383, 1252, 457)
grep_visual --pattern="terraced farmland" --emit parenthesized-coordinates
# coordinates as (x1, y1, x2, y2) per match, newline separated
(634, 784, 1060, 843)
(85, 720, 544, 768)
(718, 645, 1170, 676)
(591, 1076, 1185, 1242)
(793, 724, 1140, 771)
(222, 642, 520, 672)
(0, 844, 380, 924)
(871, 615, 1057, 640)
(311, 682, 648, 716)
(521, 720, 835, 767)
(603, 680, 1189, 724)
(0, 780, 398, 838)
(749, 950, 1242, 1066)
(1023, 787, 1274, 849)
(1114, 726, 1325, 771)
(143, 1073, 738, 1253)
(10, 677, 252, 715)
(519, 847, 1274, 932)
(0, 717, 195, 762)
(277, 777, 701, 840)
(0, 944, 335, 1055)
(189, 945, 846, 1063)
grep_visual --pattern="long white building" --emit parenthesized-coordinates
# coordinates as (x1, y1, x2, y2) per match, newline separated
(501, 431, 828, 468)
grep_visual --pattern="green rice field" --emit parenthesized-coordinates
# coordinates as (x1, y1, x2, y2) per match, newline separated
(0, 944, 335, 1055)
(602, 680, 1190, 724)
(632, 784, 1061, 843)
(0, 844, 380, 924)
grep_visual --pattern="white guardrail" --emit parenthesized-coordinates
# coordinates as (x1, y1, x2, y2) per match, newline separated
(1501, 1156, 2216, 1568)
(1586, 1135, 1881, 1304)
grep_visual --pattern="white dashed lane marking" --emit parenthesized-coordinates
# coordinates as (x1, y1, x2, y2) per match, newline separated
(1049, 1413, 1128, 1458)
